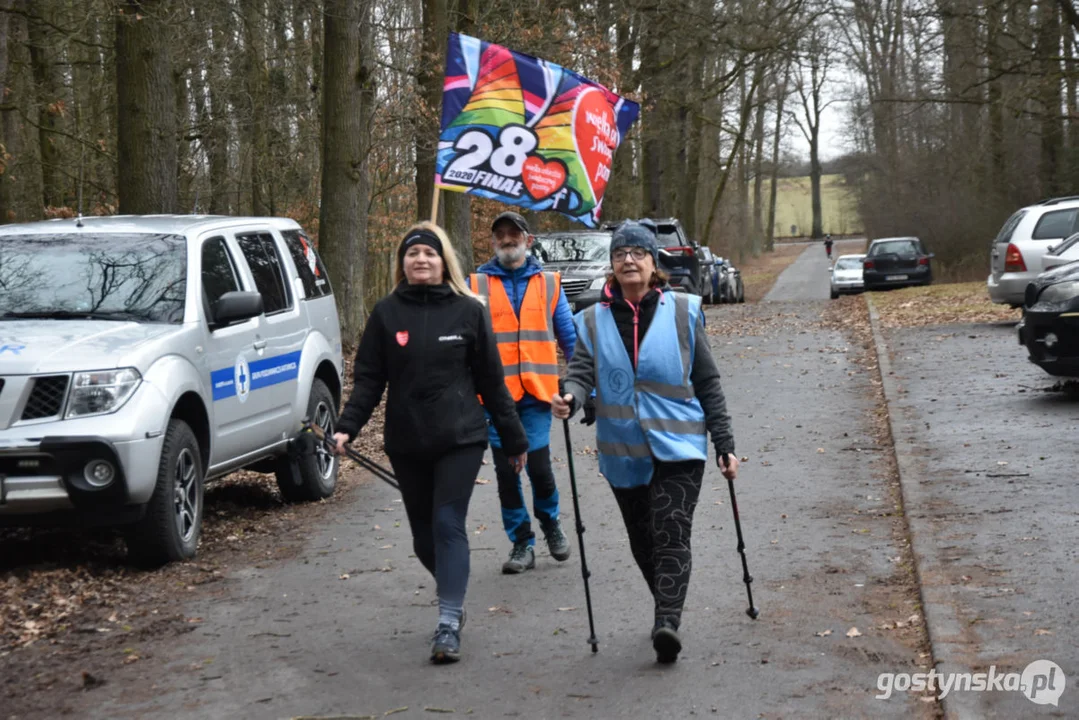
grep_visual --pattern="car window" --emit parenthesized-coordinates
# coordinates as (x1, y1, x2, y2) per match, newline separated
(834, 258, 862, 270)
(531, 233, 610, 262)
(994, 210, 1026, 245)
(1031, 209, 1079, 240)
(281, 229, 332, 299)
(237, 232, 292, 314)
(869, 240, 919, 258)
(655, 226, 684, 248)
(201, 236, 240, 308)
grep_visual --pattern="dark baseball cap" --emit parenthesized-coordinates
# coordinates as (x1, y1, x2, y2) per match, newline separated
(492, 211, 529, 234)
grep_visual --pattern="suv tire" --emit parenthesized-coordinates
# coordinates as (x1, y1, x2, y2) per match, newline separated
(276, 379, 339, 502)
(126, 418, 203, 566)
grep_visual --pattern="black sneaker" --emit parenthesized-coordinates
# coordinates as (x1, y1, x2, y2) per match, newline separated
(652, 621, 682, 664)
(542, 520, 572, 562)
(501, 541, 536, 574)
(431, 624, 461, 664)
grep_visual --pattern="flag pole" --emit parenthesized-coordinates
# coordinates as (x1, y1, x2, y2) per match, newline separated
(430, 186, 441, 224)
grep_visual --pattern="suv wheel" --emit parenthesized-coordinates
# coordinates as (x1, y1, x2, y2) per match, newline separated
(276, 378, 339, 502)
(126, 418, 203, 566)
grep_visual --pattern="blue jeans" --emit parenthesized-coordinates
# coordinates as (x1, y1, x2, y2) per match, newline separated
(487, 401, 560, 545)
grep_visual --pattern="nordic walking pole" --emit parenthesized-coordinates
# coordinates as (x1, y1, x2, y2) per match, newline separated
(563, 418, 599, 652)
(304, 421, 400, 490)
(723, 453, 759, 619)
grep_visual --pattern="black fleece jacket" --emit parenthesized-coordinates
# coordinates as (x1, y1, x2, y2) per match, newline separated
(337, 282, 528, 457)
(563, 286, 735, 456)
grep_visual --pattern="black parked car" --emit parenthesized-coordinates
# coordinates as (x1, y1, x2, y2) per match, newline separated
(862, 236, 934, 291)
(1018, 261, 1079, 377)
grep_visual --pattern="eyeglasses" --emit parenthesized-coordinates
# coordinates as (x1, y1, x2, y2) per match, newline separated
(612, 247, 649, 262)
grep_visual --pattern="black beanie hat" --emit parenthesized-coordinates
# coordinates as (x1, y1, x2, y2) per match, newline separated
(399, 229, 444, 262)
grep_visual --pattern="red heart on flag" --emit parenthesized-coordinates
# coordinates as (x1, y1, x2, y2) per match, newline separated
(521, 156, 567, 200)
(396, 331, 409, 347)
(573, 88, 617, 205)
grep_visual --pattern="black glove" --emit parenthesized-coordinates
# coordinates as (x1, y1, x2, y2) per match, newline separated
(580, 396, 596, 426)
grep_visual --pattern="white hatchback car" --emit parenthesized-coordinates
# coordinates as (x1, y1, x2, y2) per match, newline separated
(988, 197, 1079, 306)
(830, 254, 866, 298)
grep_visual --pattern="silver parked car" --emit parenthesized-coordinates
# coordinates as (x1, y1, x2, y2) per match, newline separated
(988, 197, 1079, 307)
(830, 254, 866, 298)
(0, 216, 344, 565)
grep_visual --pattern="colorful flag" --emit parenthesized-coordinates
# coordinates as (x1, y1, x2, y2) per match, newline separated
(436, 33, 640, 228)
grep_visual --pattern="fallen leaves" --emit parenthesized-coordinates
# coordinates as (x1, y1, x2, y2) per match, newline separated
(846, 627, 863, 638)
(815, 629, 833, 637)
(869, 281, 1021, 329)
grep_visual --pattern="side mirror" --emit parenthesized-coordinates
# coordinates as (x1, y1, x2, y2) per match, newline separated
(928, 253, 936, 259)
(211, 291, 264, 327)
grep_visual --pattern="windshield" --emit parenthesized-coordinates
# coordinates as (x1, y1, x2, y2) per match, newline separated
(834, 258, 863, 270)
(869, 240, 920, 258)
(531, 233, 610, 262)
(0, 233, 187, 322)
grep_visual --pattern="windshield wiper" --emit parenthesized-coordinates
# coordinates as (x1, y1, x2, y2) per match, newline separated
(1, 310, 149, 321)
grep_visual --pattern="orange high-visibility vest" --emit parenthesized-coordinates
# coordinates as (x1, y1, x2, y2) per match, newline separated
(470, 271, 561, 403)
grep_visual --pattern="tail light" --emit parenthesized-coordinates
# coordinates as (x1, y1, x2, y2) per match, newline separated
(918, 256, 930, 266)
(864, 260, 875, 270)
(1005, 243, 1027, 272)
(668, 246, 695, 255)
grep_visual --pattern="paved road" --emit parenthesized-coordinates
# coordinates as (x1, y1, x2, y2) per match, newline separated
(763, 243, 832, 302)
(16, 252, 937, 719)
(40, 304, 932, 719)
(881, 320, 1077, 717)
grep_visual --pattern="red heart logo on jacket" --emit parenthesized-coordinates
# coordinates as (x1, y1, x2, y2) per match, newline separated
(521, 156, 568, 201)
(396, 331, 409, 347)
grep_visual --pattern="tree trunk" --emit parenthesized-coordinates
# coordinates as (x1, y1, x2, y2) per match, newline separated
(415, 0, 447, 221)
(1038, 0, 1063, 196)
(320, 0, 371, 337)
(0, 0, 15, 222)
(27, 0, 65, 209)
(750, 66, 767, 253)
(444, 0, 475, 269)
(115, 0, 178, 214)
(765, 66, 789, 251)
(207, 16, 231, 214)
(242, 0, 269, 215)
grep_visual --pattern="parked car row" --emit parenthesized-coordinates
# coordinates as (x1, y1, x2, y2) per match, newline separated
(533, 217, 742, 310)
(829, 236, 935, 300)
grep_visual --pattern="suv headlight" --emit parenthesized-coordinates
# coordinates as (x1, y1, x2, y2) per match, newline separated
(590, 276, 609, 290)
(1038, 281, 1079, 305)
(65, 368, 142, 418)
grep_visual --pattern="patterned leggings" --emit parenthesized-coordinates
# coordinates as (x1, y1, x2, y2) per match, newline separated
(611, 459, 705, 630)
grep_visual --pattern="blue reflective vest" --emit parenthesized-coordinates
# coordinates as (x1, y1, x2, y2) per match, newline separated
(577, 292, 707, 488)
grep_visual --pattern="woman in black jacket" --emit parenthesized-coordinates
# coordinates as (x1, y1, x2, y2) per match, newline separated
(333, 222, 528, 665)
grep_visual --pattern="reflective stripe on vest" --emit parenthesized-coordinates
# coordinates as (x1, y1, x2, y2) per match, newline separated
(583, 292, 707, 488)
(470, 270, 561, 403)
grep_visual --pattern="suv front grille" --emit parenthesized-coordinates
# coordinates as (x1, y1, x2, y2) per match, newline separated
(21, 375, 69, 420)
(562, 278, 589, 298)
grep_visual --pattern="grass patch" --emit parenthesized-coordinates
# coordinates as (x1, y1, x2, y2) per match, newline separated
(868, 281, 1021, 328)
(763, 174, 864, 238)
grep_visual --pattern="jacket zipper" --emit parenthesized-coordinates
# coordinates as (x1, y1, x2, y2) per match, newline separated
(626, 299, 640, 370)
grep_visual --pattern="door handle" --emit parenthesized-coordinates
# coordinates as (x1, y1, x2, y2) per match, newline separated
(253, 340, 267, 350)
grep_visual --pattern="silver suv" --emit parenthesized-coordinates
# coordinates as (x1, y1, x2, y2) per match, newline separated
(0, 216, 343, 564)
(988, 197, 1079, 306)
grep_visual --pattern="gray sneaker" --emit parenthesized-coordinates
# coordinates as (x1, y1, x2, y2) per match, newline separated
(502, 541, 536, 574)
(542, 520, 572, 562)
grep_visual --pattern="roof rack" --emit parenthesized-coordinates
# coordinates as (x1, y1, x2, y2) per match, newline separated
(1040, 196, 1079, 205)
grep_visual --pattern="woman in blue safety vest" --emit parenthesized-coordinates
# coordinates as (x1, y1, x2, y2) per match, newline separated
(552, 220, 739, 664)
